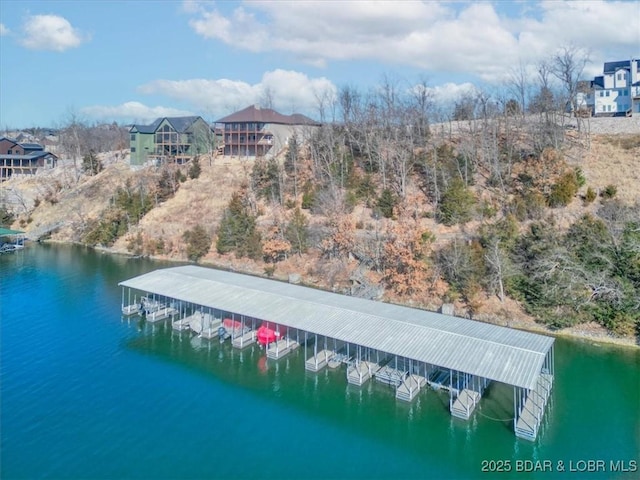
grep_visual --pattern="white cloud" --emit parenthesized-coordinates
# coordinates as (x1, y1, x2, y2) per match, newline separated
(138, 69, 337, 118)
(186, 1, 640, 82)
(20, 14, 87, 52)
(81, 102, 194, 124)
(0, 23, 9, 36)
(424, 82, 478, 104)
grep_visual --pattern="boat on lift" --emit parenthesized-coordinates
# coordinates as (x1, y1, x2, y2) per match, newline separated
(257, 324, 282, 345)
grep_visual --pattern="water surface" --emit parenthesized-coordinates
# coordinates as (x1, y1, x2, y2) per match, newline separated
(1, 244, 638, 479)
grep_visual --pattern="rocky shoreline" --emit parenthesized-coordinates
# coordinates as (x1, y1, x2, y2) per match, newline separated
(88, 241, 640, 350)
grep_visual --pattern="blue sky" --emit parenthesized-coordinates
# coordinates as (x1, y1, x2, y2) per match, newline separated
(1, 0, 639, 128)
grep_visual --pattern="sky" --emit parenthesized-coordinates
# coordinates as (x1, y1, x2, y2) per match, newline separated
(0, 0, 639, 129)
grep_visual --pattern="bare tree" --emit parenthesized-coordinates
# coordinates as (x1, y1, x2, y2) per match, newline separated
(260, 86, 275, 110)
(550, 45, 590, 131)
(507, 60, 531, 119)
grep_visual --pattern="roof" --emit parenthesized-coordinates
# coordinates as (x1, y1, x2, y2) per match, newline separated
(119, 266, 554, 390)
(0, 227, 25, 236)
(0, 136, 19, 145)
(130, 116, 203, 134)
(19, 143, 44, 150)
(217, 105, 321, 126)
(593, 76, 604, 89)
(0, 152, 57, 160)
(603, 60, 631, 74)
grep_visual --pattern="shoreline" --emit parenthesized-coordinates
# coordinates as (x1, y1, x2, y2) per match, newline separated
(85, 241, 639, 350)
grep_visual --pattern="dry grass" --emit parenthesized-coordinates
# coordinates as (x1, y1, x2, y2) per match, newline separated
(567, 134, 640, 204)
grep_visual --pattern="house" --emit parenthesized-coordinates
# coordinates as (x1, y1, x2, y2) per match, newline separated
(0, 137, 57, 179)
(216, 105, 321, 158)
(580, 58, 640, 116)
(129, 116, 216, 166)
(0, 151, 58, 179)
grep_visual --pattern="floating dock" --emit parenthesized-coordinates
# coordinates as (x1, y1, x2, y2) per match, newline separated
(232, 330, 256, 349)
(305, 349, 334, 372)
(146, 306, 179, 322)
(119, 265, 555, 440)
(266, 339, 300, 359)
(347, 360, 384, 386)
(396, 374, 427, 402)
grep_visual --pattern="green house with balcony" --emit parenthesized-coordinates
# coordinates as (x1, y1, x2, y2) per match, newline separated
(129, 116, 216, 166)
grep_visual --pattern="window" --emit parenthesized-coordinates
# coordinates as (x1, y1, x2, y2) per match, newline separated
(7, 149, 11, 154)
(622, 90, 628, 96)
(600, 91, 604, 97)
(131, 147, 136, 152)
(607, 105, 611, 112)
(606, 90, 610, 97)
(617, 73, 622, 80)
(130, 134, 136, 141)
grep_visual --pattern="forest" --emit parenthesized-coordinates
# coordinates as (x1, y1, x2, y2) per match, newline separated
(2, 48, 639, 339)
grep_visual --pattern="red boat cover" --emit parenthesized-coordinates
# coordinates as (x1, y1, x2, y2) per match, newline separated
(257, 324, 280, 345)
(223, 318, 242, 330)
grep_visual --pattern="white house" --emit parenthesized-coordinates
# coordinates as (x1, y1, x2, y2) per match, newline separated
(585, 59, 640, 116)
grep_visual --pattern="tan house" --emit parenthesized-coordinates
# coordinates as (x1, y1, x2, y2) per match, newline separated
(216, 105, 320, 158)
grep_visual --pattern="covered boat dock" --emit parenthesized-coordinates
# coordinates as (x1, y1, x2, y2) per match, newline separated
(0, 227, 25, 253)
(119, 265, 554, 441)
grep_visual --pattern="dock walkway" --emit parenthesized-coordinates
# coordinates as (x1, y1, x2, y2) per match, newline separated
(515, 373, 553, 440)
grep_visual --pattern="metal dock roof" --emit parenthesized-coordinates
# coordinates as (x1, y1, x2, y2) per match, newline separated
(120, 265, 554, 390)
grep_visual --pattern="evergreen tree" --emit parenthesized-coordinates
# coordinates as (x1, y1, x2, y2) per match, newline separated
(188, 156, 201, 180)
(438, 178, 476, 225)
(376, 188, 397, 218)
(82, 150, 102, 175)
(285, 207, 309, 255)
(216, 191, 262, 259)
(183, 224, 211, 262)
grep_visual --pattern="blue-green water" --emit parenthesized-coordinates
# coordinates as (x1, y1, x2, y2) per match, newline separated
(1, 244, 638, 479)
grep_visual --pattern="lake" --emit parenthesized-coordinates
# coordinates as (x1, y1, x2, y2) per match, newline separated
(1, 244, 638, 479)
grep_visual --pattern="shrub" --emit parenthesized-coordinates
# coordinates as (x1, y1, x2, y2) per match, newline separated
(547, 170, 579, 207)
(82, 209, 128, 247)
(0, 205, 15, 227)
(188, 157, 201, 179)
(376, 188, 397, 219)
(601, 184, 617, 199)
(126, 232, 143, 255)
(301, 189, 315, 209)
(584, 186, 597, 204)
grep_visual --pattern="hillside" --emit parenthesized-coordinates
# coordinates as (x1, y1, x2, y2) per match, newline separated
(2, 116, 639, 346)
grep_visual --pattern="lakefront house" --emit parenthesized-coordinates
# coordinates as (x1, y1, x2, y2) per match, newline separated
(216, 105, 321, 158)
(0, 136, 58, 179)
(129, 116, 215, 166)
(578, 58, 640, 117)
